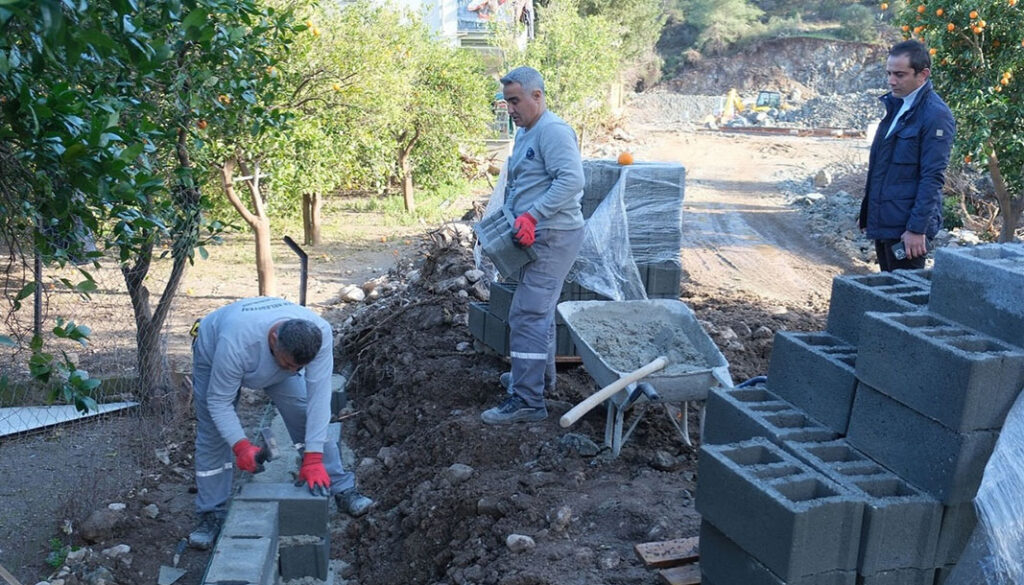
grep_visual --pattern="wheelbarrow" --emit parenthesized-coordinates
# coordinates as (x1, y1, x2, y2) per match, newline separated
(556, 299, 733, 456)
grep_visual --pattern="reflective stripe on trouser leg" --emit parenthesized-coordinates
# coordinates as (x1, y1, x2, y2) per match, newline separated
(509, 226, 585, 409)
(265, 375, 355, 496)
(192, 356, 235, 514)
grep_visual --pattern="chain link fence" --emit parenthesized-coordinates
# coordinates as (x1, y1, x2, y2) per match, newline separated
(1, 256, 198, 438)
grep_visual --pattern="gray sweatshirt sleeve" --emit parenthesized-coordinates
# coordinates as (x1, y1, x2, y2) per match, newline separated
(206, 344, 248, 448)
(300, 327, 334, 453)
(527, 122, 584, 220)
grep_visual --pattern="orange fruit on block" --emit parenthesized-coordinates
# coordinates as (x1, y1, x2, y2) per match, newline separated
(617, 152, 634, 165)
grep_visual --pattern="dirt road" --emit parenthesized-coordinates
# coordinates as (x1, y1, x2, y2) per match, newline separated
(633, 129, 871, 308)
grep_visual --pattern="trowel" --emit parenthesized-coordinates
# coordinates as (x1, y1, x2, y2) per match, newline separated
(157, 539, 188, 585)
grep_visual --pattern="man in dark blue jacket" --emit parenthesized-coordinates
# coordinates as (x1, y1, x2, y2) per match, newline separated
(859, 40, 955, 271)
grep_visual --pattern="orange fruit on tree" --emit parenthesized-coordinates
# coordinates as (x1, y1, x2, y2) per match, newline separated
(1001, 78, 1009, 85)
(929, 47, 937, 55)
(964, 154, 972, 163)
(218, 94, 231, 105)
(881, 2, 889, 9)
(935, 7, 944, 15)
(197, 119, 208, 130)
(969, 10, 978, 18)
(947, 22, 955, 31)
(1010, 0, 1018, 6)
(902, 24, 911, 31)
(617, 152, 634, 166)
(914, 25, 924, 33)
(917, 4, 926, 12)
(978, 19, 986, 26)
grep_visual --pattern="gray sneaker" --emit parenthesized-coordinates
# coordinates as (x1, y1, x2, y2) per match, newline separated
(481, 395, 547, 424)
(188, 511, 224, 550)
(336, 489, 374, 517)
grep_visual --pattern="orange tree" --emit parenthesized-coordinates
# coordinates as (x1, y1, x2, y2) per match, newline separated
(1, 0, 303, 403)
(888, 0, 1024, 241)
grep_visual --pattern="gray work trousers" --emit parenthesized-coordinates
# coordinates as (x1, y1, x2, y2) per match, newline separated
(509, 226, 585, 408)
(192, 366, 355, 514)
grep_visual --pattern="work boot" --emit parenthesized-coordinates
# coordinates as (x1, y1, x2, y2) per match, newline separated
(499, 372, 555, 395)
(336, 489, 374, 517)
(481, 395, 547, 424)
(188, 511, 224, 550)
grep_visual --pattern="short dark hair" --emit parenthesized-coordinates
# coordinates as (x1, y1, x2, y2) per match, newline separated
(500, 66, 545, 94)
(275, 319, 323, 365)
(890, 40, 931, 73)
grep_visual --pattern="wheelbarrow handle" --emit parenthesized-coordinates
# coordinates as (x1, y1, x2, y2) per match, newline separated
(559, 356, 669, 428)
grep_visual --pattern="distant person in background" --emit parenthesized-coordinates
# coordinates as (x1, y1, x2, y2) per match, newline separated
(859, 40, 955, 271)
(187, 297, 373, 549)
(480, 66, 585, 425)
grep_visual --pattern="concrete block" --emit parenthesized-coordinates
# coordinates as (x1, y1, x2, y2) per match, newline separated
(204, 535, 277, 585)
(928, 243, 1024, 348)
(826, 273, 929, 345)
(767, 331, 858, 433)
(221, 500, 279, 540)
(468, 302, 487, 342)
(846, 383, 999, 504)
(935, 502, 976, 566)
(279, 536, 330, 581)
(696, 438, 864, 579)
(488, 282, 516, 320)
(641, 260, 682, 298)
(855, 311, 1024, 431)
(784, 440, 942, 572)
(699, 520, 856, 585)
(237, 482, 330, 537)
(556, 323, 575, 357)
(703, 385, 839, 446)
(858, 568, 937, 585)
(483, 311, 510, 356)
(892, 268, 932, 286)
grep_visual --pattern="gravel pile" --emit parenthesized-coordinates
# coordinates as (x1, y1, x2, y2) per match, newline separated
(625, 90, 887, 131)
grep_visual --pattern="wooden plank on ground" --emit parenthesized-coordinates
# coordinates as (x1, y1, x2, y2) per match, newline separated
(659, 562, 701, 585)
(634, 536, 700, 568)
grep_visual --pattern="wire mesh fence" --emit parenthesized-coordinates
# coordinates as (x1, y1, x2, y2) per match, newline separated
(1, 255, 199, 438)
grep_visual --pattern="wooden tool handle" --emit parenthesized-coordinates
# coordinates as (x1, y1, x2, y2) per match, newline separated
(559, 356, 668, 428)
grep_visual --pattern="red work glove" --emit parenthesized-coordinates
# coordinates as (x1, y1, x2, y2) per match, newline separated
(295, 452, 331, 496)
(232, 439, 261, 473)
(513, 212, 537, 247)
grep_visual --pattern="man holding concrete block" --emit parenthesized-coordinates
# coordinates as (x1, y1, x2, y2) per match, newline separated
(481, 66, 585, 424)
(859, 40, 955, 272)
(188, 297, 373, 549)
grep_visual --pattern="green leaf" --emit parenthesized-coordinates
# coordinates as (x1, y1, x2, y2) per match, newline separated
(182, 7, 209, 31)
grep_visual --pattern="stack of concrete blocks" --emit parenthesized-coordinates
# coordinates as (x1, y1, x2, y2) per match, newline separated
(699, 243, 1024, 585)
(202, 422, 341, 584)
(469, 160, 686, 357)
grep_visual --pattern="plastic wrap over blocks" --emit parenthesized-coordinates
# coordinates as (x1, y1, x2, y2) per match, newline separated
(783, 439, 942, 573)
(699, 521, 856, 585)
(703, 385, 839, 446)
(928, 243, 1024, 349)
(846, 383, 999, 504)
(767, 331, 858, 433)
(696, 438, 864, 580)
(855, 311, 1024, 432)
(826, 273, 929, 345)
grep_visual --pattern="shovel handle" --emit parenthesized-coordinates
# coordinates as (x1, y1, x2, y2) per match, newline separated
(559, 356, 668, 428)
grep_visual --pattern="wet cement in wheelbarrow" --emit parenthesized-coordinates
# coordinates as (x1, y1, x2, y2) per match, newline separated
(569, 304, 710, 374)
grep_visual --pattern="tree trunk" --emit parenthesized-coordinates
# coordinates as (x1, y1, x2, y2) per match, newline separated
(302, 192, 322, 245)
(985, 142, 1023, 243)
(220, 157, 276, 296)
(122, 126, 201, 404)
(397, 128, 420, 213)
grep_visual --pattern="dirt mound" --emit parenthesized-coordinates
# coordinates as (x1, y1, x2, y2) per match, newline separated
(324, 223, 826, 585)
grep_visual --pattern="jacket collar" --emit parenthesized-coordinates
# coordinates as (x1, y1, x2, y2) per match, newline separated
(879, 79, 933, 114)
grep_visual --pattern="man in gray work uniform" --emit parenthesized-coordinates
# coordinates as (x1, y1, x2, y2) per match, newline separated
(481, 66, 585, 424)
(188, 297, 373, 549)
